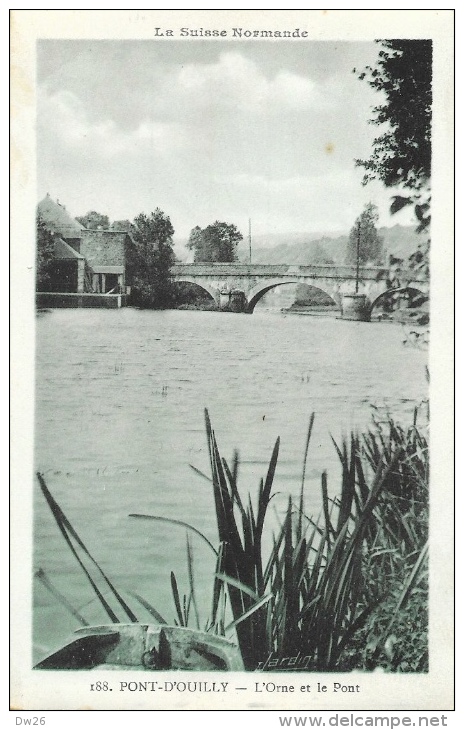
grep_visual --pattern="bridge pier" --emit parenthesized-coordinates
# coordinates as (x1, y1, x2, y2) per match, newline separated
(341, 294, 371, 322)
(218, 290, 231, 309)
(219, 289, 247, 312)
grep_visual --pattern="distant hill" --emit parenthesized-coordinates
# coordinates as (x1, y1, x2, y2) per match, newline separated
(242, 238, 336, 265)
(174, 224, 428, 265)
(239, 225, 428, 266)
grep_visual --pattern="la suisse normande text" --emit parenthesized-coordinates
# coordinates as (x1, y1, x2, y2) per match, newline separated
(155, 28, 310, 38)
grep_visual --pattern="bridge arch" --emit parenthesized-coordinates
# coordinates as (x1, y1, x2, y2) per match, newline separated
(172, 277, 219, 305)
(369, 286, 429, 316)
(246, 279, 339, 313)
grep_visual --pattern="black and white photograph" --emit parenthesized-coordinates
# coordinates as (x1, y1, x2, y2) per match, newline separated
(10, 9, 454, 714)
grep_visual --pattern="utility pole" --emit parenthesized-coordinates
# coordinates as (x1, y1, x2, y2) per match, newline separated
(355, 220, 361, 293)
(248, 218, 252, 264)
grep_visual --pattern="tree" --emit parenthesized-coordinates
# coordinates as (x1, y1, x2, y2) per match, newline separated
(346, 203, 384, 265)
(187, 221, 242, 262)
(110, 219, 136, 234)
(127, 209, 176, 308)
(186, 226, 205, 260)
(355, 41, 432, 331)
(36, 212, 55, 291)
(355, 40, 432, 232)
(76, 211, 110, 230)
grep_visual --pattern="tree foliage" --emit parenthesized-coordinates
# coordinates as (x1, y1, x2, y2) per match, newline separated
(186, 226, 204, 260)
(355, 40, 432, 231)
(36, 213, 55, 291)
(126, 209, 176, 308)
(187, 221, 243, 262)
(76, 211, 110, 230)
(110, 219, 136, 234)
(346, 203, 384, 265)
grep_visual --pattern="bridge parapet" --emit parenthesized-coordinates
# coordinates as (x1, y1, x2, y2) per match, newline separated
(171, 262, 425, 283)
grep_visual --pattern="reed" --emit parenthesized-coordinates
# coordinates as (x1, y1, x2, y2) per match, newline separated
(201, 407, 428, 671)
(36, 404, 428, 671)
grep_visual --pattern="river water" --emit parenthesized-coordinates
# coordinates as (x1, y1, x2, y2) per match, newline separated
(33, 307, 428, 663)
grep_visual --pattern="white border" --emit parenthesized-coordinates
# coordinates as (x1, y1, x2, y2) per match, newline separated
(10, 7, 455, 716)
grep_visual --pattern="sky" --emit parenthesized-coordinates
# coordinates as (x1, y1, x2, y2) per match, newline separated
(37, 40, 418, 244)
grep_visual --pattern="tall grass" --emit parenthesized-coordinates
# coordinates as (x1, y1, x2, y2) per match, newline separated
(202, 407, 428, 671)
(36, 405, 428, 672)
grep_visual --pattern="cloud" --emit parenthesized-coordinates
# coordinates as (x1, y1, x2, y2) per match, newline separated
(272, 70, 321, 110)
(172, 51, 321, 114)
(37, 49, 334, 206)
(37, 42, 405, 237)
(38, 88, 186, 159)
(37, 48, 343, 177)
(209, 168, 416, 236)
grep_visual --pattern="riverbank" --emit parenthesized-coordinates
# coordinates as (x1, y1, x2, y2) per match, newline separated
(282, 302, 429, 325)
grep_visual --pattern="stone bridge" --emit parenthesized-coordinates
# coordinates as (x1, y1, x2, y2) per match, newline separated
(171, 263, 428, 320)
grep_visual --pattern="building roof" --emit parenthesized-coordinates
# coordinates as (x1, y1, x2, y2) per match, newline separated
(37, 194, 85, 239)
(54, 237, 85, 260)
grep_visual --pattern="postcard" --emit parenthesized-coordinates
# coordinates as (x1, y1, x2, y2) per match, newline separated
(10, 8, 454, 714)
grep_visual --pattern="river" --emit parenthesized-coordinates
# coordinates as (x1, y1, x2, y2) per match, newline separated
(33, 307, 428, 663)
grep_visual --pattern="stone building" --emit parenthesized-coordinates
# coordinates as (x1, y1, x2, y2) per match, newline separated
(49, 237, 87, 293)
(37, 195, 131, 296)
(80, 229, 131, 293)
